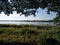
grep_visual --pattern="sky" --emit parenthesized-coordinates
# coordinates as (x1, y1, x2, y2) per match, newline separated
(0, 8, 57, 20)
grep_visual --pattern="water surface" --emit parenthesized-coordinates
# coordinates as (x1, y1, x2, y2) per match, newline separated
(0, 21, 55, 26)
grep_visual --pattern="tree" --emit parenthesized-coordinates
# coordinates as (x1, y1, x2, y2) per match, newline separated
(0, 0, 60, 22)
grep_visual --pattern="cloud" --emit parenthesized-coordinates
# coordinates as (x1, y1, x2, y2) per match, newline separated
(0, 8, 56, 20)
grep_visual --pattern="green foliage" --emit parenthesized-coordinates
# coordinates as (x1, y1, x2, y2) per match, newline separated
(54, 15, 60, 23)
(0, 0, 60, 18)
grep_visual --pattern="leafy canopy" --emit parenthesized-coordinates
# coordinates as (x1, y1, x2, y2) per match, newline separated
(0, 0, 60, 22)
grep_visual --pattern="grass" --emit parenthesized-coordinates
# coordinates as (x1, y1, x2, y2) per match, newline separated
(0, 24, 60, 45)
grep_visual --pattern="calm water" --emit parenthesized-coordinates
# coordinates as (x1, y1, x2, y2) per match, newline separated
(0, 21, 55, 26)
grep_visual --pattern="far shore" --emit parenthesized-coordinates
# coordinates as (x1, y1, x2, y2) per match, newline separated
(0, 20, 54, 22)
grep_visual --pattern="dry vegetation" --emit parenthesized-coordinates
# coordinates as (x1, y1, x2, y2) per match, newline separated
(0, 24, 60, 45)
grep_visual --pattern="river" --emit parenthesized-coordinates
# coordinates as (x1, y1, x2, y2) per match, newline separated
(0, 21, 55, 26)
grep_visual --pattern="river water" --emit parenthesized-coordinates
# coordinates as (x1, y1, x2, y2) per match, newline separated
(0, 21, 55, 26)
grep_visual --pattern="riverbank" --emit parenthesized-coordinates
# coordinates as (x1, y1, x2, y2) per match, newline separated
(0, 24, 60, 45)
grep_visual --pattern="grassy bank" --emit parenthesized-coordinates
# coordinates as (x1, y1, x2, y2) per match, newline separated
(0, 24, 60, 45)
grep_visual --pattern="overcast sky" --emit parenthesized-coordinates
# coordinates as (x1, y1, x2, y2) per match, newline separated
(0, 8, 56, 20)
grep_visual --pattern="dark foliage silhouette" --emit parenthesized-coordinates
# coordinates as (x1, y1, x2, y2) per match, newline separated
(0, 0, 60, 22)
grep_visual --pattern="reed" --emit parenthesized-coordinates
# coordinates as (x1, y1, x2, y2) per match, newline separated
(0, 24, 60, 45)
